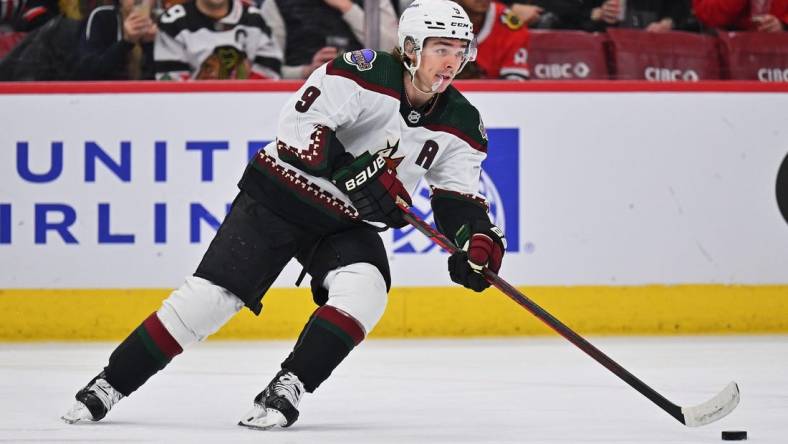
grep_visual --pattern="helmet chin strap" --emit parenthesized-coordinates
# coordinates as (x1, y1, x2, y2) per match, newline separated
(404, 51, 443, 97)
(414, 75, 444, 95)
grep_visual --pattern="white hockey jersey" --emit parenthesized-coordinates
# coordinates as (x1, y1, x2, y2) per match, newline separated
(154, 0, 282, 80)
(241, 50, 489, 232)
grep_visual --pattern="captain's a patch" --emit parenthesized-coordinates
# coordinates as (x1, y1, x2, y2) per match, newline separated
(344, 49, 377, 71)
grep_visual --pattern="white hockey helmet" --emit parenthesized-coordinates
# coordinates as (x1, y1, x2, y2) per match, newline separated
(397, 0, 477, 78)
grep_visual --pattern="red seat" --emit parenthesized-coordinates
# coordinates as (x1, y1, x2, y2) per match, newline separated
(607, 29, 721, 81)
(528, 31, 610, 80)
(718, 32, 788, 81)
(0, 32, 26, 60)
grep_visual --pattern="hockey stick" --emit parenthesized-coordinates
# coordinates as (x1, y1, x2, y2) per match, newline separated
(396, 200, 740, 427)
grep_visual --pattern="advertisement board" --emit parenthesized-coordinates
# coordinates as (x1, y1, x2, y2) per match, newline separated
(2, 83, 788, 289)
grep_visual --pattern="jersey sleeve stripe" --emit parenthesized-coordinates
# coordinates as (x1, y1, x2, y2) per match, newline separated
(276, 125, 333, 175)
(500, 67, 530, 80)
(423, 123, 487, 153)
(254, 55, 282, 72)
(325, 63, 399, 99)
(431, 187, 489, 211)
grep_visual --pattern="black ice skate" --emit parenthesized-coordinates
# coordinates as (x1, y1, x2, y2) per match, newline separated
(238, 370, 304, 430)
(61, 372, 124, 424)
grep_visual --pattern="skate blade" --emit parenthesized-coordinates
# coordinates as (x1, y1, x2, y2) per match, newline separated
(61, 402, 93, 424)
(238, 407, 287, 430)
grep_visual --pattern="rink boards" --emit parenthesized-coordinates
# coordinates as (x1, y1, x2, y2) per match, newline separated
(1, 81, 787, 339)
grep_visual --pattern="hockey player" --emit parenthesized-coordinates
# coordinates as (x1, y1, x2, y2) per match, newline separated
(62, 0, 506, 430)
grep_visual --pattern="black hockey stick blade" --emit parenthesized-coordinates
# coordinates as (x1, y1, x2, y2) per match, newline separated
(396, 200, 740, 427)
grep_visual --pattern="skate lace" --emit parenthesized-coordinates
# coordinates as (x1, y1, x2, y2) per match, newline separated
(272, 372, 304, 406)
(92, 379, 123, 409)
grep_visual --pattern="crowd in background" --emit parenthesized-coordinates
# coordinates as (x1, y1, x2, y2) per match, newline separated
(0, 0, 786, 81)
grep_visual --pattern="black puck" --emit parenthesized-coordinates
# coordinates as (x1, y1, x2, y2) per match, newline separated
(722, 430, 747, 440)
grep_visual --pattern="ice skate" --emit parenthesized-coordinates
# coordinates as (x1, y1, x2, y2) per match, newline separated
(61, 372, 123, 424)
(238, 370, 304, 430)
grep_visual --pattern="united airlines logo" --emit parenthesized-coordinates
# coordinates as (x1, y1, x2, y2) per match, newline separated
(392, 128, 520, 253)
(1, 130, 520, 249)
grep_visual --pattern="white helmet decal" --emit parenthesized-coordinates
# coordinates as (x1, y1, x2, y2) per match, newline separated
(397, 0, 477, 79)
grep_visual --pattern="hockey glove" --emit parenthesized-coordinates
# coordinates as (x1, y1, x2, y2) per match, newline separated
(448, 220, 506, 292)
(332, 151, 412, 229)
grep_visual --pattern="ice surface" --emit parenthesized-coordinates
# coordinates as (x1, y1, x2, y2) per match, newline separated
(1, 336, 785, 443)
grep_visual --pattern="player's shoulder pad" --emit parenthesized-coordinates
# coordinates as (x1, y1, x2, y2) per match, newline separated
(326, 50, 403, 99)
(157, 2, 201, 37)
(500, 8, 525, 31)
(435, 86, 488, 152)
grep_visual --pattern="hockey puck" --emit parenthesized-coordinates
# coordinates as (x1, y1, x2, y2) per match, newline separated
(722, 430, 747, 440)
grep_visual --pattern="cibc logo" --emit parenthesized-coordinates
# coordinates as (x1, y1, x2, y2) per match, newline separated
(644, 67, 699, 82)
(777, 150, 788, 226)
(758, 68, 788, 82)
(534, 62, 590, 79)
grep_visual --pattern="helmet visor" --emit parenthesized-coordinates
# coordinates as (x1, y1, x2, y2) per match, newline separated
(421, 37, 478, 67)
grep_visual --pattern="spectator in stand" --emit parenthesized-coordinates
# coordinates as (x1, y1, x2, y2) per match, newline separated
(260, 0, 398, 79)
(0, 0, 82, 80)
(503, 1, 692, 32)
(582, 0, 693, 32)
(500, 1, 698, 31)
(455, 0, 530, 79)
(499, 1, 581, 29)
(693, 0, 787, 32)
(155, 0, 282, 80)
(0, 0, 59, 59)
(1, 0, 60, 32)
(74, 0, 158, 80)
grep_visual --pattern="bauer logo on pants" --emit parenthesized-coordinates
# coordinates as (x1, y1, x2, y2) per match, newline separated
(392, 128, 520, 253)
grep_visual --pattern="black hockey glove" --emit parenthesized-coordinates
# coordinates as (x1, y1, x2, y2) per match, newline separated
(448, 220, 506, 292)
(331, 151, 412, 229)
